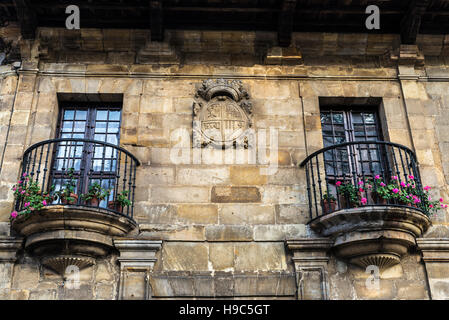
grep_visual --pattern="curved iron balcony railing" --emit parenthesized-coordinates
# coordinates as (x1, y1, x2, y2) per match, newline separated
(15, 138, 140, 219)
(300, 141, 426, 221)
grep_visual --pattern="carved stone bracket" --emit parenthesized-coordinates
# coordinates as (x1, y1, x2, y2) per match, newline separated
(417, 238, 449, 300)
(390, 44, 425, 78)
(193, 79, 253, 149)
(286, 239, 333, 300)
(114, 239, 162, 300)
(0, 237, 23, 263)
(265, 46, 303, 65)
(137, 40, 179, 65)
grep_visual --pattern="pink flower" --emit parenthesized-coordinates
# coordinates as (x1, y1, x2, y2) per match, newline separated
(358, 181, 364, 185)
(406, 195, 410, 199)
(392, 188, 399, 194)
(428, 196, 432, 201)
(392, 176, 398, 180)
(12, 187, 16, 191)
(359, 188, 364, 193)
(336, 181, 342, 187)
(409, 175, 414, 180)
(414, 198, 421, 204)
(445, 205, 448, 209)
(24, 202, 30, 208)
(380, 182, 386, 187)
(424, 186, 431, 191)
(21, 190, 25, 194)
(440, 198, 444, 202)
(375, 175, 381, 180)
(10, 211, 17, 218)
(430, 204, 434, 208)
(407, 184, 410, 187)
(361, 198, 367, 205)
(22, 173, 27, 177)
(367, 184, 372, 189)
(401, 181, 406, 187)
(42, 200, 47, 206)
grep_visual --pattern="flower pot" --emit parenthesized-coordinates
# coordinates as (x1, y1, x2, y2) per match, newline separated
(108, 201, 123, 213)
(87, 197, 100, 207)
(61, 193, 78, 205)
(338, 194, 357, 209)
(321, 199, 336, 214)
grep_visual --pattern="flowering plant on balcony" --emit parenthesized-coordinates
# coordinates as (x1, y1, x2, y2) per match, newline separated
(108, 190, 132, 213)
(336, 181, 358, 207)
(369, 174, 448, 216)
(10, 173, 54, 219)
(81, 182, 111, 207)
(54, 168, 78, 205)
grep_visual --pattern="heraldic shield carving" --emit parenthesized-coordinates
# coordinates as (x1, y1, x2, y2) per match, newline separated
(193, 79, 253, 148)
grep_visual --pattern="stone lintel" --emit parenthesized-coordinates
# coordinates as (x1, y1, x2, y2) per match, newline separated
(0, 237, 23, 263)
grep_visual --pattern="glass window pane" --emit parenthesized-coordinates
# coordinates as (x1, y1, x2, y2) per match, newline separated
(106, 135, 118, 145)
(109, 111, 121, 121)
(352, 113, 363, 124)
(73, 134, 84, 139)
(95, 134, 106, 142)
(93, 160, 102, 171)
(108, 122, 119, 133)
(96, 110, 108, 121)
(75, 110, 87, 120)
(95, 122, 107, 133)
(332, 113, 344, 124)
(94, 146, 104, 158)
(320, 113, 331, 124)
(364, 113, 375, 124)
(64, 110, 75, 120)
(74, 121, 86, 132)
(62, 121, 73, 132)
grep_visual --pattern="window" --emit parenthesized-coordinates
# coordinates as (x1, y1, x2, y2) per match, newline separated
(51, 102, 122, 207)
(320, 107, 384, 181)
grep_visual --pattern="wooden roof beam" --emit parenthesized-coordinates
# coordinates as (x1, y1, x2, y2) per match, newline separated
(400, 0, 430, 44)
(150, 0, 164, 42)
(278, 0, 297, 47)
(13, 0, 37, 39)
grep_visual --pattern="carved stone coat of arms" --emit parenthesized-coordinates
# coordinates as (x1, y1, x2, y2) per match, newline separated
(193, 79, 253, 148)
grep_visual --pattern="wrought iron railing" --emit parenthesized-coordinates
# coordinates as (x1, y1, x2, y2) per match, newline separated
(300, 141, 426, 221)
(15, 138, 140, 219)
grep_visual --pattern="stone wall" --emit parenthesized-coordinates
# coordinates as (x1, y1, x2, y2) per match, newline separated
(0, 27, 449, 299)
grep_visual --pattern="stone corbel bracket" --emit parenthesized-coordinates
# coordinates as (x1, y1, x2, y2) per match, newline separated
(265, 46, 303, 65)
(389, 44, 425, 79)
(114, 239, 162, 300)
(0, 237, 23, 263)
(286, 238, 334, 300)
(417, 238, 449, 300)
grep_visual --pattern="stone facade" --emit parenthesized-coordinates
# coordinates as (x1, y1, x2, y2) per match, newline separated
(1, 25, 449, 300)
